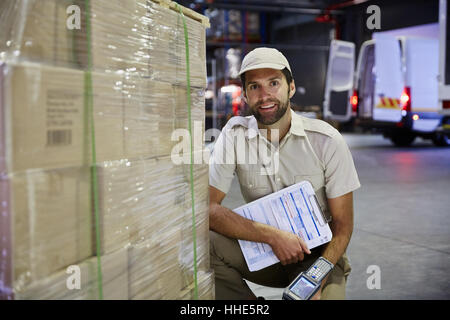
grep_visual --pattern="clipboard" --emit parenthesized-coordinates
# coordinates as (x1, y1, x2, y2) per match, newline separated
(233, 180, 333, 272)
(308, 194, 332, 226)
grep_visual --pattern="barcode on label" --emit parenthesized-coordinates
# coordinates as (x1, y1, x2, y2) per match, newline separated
(47, 130, 72, 146)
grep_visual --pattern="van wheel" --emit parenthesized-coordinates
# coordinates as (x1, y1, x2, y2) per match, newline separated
(389, 131, 416, 147)
(432, 133, 450, 147)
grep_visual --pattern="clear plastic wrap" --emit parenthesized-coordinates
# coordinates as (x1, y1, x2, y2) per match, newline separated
(0, 0, 208, 87)
(98, 155, 210, 300)
(0, 0, 212, 300)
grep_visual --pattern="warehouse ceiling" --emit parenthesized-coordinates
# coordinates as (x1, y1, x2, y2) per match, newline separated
(181, 0, 438, 34)
(181, 0, 372, 14)
(181, 0, 437, 16)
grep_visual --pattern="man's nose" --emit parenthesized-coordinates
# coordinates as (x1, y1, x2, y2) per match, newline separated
(257, 84, 272, 100)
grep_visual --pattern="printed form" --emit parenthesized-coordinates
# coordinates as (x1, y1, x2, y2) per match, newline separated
(234, 181, 332, 272)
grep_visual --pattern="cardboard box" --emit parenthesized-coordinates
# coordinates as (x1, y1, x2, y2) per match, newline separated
(171, 86, 206, 163)
(128, 231, 182, 300)
(87, 0, 207, 87)
(0, 61, 206, 173)
(174, 86, 206, 132)
(180, 204, 210, 287)
(14, 248, 128, 300)
(158, 2, 207, 88)
(96, 156, 186, 254)
(123, 79, 174, 158)
(0, 63, 197, 173)
(179, 270, 215, 300)
(0, 0, 82, 68)
(0, 62, 127, 173)
(0, 166, 92, 298)
(96, 155, 208, 255)
(96, 159, 136, 255)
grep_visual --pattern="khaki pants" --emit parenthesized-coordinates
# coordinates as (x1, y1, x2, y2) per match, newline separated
(210, 231, 352, 300)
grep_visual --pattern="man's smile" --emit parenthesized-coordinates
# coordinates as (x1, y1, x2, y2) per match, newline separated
(258, 101, 279, 113)
(259, 103, 276, 110)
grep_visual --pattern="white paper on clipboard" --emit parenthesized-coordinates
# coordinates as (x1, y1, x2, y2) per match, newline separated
(234, 181, 332, 272)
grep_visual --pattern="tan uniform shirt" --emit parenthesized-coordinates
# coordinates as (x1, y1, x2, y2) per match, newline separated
(209, 109, 361, 220)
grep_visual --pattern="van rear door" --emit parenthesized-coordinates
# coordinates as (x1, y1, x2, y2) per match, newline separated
(323, 40, 355, 121)
(406, 38, 439, 113)
(405, 38, 441, 132)
(372, 33, 404, 122)
(356, 41, 376, 119)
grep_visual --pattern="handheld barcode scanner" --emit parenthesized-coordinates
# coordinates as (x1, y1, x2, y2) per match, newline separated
(282, 257, 334, 300)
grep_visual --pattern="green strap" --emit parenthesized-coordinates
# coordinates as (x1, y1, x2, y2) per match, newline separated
(84, 0, 103, 300)
(175, 3, 198, 300)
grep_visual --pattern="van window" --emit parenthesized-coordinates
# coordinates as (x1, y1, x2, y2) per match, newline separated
(330, 56, 354, 89)
(359, 44, 375, 118)
(398, 39, 404, 55)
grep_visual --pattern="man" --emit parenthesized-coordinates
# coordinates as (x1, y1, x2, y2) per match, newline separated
(209, 47, 360, 300)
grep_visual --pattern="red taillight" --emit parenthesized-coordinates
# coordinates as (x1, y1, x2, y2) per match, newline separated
(350, 90, 358, 113)
(401, 87, 411, 112)
(443, 101, 450, 109)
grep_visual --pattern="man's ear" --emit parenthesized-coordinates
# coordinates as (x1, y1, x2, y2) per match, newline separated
(289, 80, 296, 99)
(242, 89, 248, 104)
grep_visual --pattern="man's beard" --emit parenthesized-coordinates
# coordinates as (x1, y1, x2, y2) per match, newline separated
(250, 96, 290, 125)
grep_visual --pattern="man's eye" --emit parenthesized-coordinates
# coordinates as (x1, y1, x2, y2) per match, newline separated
(270, 80, 279, 86)
(248, 84, 258, 90)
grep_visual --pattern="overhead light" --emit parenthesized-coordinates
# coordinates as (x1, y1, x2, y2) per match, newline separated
(205, 90, 214, 99)
(220, 85, 240, 94)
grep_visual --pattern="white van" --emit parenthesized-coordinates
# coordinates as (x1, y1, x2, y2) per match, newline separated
(324, 35, 449, 147)
(438, 0, 450, 134)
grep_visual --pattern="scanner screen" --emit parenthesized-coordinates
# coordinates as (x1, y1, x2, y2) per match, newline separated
(290, 276, 317, 299)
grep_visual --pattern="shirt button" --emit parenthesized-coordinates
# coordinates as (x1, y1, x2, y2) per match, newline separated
(276, 177, 281, 182)
(249, 184, 253, 188)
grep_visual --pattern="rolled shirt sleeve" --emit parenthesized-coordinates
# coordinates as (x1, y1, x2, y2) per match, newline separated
(208, 126, 236, 194)
(323, 131, 361, 199)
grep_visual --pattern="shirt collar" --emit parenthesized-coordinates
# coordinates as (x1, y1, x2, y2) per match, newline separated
(246, 116, 259, 139)
(247, 108, 306, 139)
(289, 109, 306, 137)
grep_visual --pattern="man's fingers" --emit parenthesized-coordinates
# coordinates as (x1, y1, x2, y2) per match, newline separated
(286, 250, 304, 264)
(279, 252, 300, 265)
(274, 232, 310, 265)
(298, 237, 311, 254)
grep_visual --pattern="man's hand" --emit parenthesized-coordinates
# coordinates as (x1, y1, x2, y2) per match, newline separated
(310, 289, 321, 300)
(267, 229, 311, 265)
(210, 185, 311, 266)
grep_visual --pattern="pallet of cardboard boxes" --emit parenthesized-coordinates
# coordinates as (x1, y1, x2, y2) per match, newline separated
(0, 0, 213, 300)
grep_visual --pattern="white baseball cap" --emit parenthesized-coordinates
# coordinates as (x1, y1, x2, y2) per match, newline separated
(238, 47, 292, 76)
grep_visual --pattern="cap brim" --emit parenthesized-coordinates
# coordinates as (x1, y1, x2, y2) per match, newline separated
(238, 63, 288, 76)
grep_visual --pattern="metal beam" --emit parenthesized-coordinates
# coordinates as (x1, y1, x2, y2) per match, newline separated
(272, 15, 318, 30)
(201, 3, 345, 15)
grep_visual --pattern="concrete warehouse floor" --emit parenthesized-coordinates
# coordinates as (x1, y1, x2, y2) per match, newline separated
(220, 133, 450, 300)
